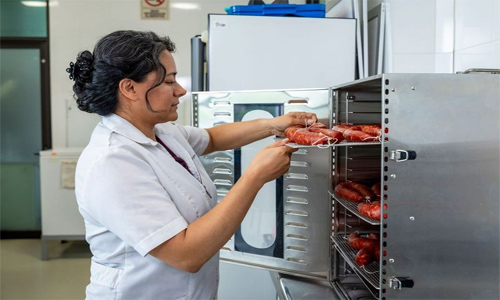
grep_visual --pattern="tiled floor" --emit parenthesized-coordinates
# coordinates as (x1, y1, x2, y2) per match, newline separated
(1, 239, 91, 300)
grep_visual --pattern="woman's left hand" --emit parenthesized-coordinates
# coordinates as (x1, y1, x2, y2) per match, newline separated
(270, 112, 318, 137)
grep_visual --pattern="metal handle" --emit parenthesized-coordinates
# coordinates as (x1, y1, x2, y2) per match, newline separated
(389, 150, 417, 162)
(287, 99, 308, 105)
(389, 277, 414, 290)
(457, 68, 500, 74)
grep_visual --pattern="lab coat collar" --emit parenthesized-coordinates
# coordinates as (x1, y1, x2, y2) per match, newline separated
(102, 113, 159, 146)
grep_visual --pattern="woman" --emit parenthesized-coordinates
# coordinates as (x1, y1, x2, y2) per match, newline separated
(67, 30, 317, 300)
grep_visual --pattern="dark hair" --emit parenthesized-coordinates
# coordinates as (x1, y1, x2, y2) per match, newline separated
(67, 30, 176, 115)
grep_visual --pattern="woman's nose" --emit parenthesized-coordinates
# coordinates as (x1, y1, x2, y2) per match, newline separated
(176, 83, 187, 97)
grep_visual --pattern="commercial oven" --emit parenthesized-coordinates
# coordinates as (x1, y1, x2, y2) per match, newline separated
(192, 73, 500, 299)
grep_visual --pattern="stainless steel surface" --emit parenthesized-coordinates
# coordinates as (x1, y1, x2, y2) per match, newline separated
(381, 73, 500, 299)
(458, 68, 500, 74)
(193, 89, 333, 279)
(271, 272, 341, 300)
(287, 141, 381, 149)
(190, 35, 205, 92)
(194, 74, 500, 299)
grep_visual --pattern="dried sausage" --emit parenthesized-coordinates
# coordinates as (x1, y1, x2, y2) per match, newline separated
(308, 128, 344, 143)
(349, 182, 376, 201)
(293, 130, 330, 145)
(360, 125, 382, 137)
(284, 126, 304, 143)
(343, 129, 379, 142)
(347, 232, 361, 245)
(347, 232, 378, 251)
(332, 124, 361, 133)
(355, 247, 374, 266)
(335, 182, 374, 202)
(371, 182, 381, 197)
(335, 182, 364, 202)
(357, 201, 386, 221)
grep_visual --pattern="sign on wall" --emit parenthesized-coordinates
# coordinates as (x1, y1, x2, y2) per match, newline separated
(141, 0, 169, 20)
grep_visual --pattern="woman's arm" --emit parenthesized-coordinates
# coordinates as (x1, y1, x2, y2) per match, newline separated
(202, 112, 317, 155)
(149, 139, 296, 272)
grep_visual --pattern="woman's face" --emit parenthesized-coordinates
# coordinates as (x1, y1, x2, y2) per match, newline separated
(139, 50, 187, 122)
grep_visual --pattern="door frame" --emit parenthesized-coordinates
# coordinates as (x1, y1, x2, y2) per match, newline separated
(0, 38, 52, 150)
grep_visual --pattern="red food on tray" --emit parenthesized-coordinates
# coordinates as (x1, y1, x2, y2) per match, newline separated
(360, 124, 382, 137)
(334, 181, 375, 202)
(343, 128, 379, 142)
(331, 124, 381, 142)
(348, 232, 381, 266)
(371, 182, 381, 197)
(284, 123, 342, 146)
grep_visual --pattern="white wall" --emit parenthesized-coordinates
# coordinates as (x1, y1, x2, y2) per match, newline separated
(50, 0, 248, 148)
(328, 0, 500, 74)
(389, 0, 499, 73)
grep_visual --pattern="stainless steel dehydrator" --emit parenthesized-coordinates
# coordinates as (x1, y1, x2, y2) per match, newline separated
(192, 73, 500, 299)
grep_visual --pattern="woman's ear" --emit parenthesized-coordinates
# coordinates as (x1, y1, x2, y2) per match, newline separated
(118, 78, 139, 100)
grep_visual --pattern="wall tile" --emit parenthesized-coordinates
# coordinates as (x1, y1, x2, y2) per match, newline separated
(435, 0, 454, 53)
(455, 41, 500, 72)
(393, 53, 436, 73)
(435, 52, 454, 73)
(455, 0, 494, 51)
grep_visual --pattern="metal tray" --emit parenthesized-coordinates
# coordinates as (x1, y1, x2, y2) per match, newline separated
(331, 235, 380, 290)
(329, 191, 381, 225)
(287, 141, 381, 149)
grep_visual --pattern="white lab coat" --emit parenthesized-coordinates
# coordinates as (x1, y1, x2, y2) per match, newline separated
(75, 113, 219, 300)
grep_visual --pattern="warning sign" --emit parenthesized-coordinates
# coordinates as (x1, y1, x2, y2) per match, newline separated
(141, 0, 169, 20)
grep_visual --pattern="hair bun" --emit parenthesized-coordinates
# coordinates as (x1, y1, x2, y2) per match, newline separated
(66, 50, 94, 82)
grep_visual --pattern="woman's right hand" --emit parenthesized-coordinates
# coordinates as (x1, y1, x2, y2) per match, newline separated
(245, 139, 297, 187)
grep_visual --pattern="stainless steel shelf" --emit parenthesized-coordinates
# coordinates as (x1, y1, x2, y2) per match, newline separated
(287, 141, 381, 148)
(331, 235, 380, 290)
(329, 191, 381, 225)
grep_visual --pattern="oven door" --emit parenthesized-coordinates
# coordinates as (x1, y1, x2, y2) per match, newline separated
(382, 73, 500, 299)
(193, 88, 333, 279)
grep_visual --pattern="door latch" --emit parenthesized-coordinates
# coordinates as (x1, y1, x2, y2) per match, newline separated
(389, 277, 414, 290)
(389, 150, 417, 162)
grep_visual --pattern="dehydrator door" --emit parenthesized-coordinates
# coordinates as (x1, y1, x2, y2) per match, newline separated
(381, 73, 500, 299)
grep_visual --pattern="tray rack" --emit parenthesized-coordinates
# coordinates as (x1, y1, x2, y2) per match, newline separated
(329, 191, 381, 225)
(331, 235, 380, 290)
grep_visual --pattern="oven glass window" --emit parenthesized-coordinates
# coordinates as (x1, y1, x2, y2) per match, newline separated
(234, 104, 284, 258)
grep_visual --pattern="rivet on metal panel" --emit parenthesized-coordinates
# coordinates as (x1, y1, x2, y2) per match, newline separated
(391, 88, 396, 92)
(411, 86, 416, 90)
(409, 216, 415, 221)
(389, 258, 395, 263)
(390, 174, 396, 178)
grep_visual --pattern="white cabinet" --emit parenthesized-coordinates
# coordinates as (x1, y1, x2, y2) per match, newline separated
(40, 148, 85, 259)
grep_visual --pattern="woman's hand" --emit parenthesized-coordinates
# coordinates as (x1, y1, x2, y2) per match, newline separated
(270, 112, 318, 137)
(245, 139, 297, 187)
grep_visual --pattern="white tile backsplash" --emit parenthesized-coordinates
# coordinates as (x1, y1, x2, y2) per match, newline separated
(435, 0, 454, 53)
(455, 40, 500, 71)
(393, 53, 436, 73)
(455, 0, 495, 51)
(455, 53, 500, 72)
(435, 52, 454, 73)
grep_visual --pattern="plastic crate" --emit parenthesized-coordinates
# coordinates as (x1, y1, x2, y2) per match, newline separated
(225, 4, 326, 18)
